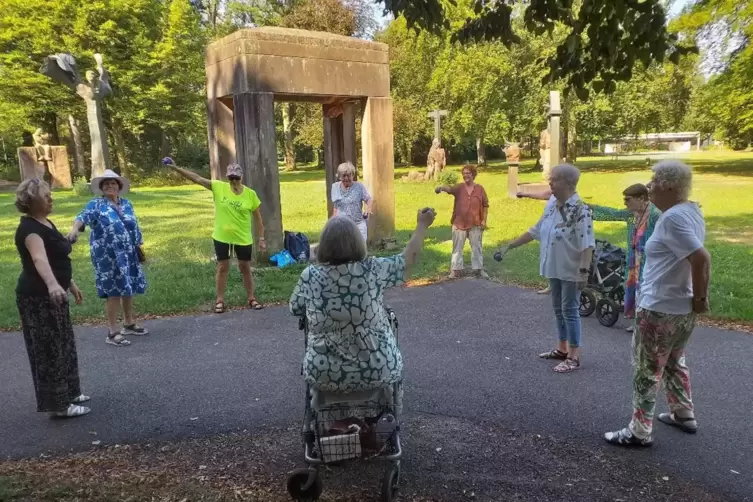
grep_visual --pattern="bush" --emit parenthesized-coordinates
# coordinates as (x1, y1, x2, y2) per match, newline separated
(0, 161, 21, 182)
(436, 170, 458, 186)
(73, 177, 90, 196)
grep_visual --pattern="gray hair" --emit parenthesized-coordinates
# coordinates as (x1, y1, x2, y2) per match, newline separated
(337, 162, 356, 178)
(15, 178, 50, 214)
(317, 216, 366, 265)
(551, 163, 581, 189)
(652, 160, 692, 201)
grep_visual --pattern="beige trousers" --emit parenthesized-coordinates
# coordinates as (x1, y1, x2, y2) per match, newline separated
(451, 226, 483, 271)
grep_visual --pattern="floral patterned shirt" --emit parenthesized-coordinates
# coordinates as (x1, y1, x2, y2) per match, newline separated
(528, 193, 595, 282)
(289, 254, 406, 392)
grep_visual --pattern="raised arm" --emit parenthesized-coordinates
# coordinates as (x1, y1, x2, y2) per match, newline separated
(162, 157, 211, 190)
(402, 208, 436, 280)
(434, 185, 452, 195)
(25, 234, 67, 305)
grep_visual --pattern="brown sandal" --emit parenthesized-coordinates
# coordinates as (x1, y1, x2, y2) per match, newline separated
(214, 301, 226, 314)
(248, 298, 263, 310)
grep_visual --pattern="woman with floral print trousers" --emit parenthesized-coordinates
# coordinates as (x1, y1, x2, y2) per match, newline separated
(605, 161, 710, 447)
(290, 208, 436, 394)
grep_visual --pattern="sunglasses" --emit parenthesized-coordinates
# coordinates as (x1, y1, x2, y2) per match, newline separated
(227, 175, 241, 181)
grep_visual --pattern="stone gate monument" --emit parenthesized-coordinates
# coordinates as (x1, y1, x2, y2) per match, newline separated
(204, 28, 394, 253)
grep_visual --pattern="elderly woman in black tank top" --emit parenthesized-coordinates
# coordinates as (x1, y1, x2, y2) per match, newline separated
(14, 179, 90, 418)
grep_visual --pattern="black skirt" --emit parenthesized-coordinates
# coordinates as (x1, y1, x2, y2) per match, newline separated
(16, 294, 81, 412)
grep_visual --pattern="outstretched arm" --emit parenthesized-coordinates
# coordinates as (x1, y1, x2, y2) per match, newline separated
(162, 157, 211, 190)
(590, 204, 631, 222)
(517, 188, 552, 200)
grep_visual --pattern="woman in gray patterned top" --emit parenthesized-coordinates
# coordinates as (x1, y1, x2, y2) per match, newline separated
(331, 162, 373, 242)
(290, 208, 436, 393)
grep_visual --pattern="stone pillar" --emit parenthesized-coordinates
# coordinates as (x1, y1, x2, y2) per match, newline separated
(323, 105, 344, 217)
(49, 146, 72, 188)
(507, 164, 519, 198)
(233, 92, 282, 259)
(207, 97, 237, 180)
(361, 97, 395, 244)
(17, 147, 46, 181)
(85, 99, 111, 179)
(547, 91, 562, 171)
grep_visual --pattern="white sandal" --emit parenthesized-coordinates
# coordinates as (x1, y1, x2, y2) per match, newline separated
(51, 404, 91, 418)
(72, 394, 90, 404)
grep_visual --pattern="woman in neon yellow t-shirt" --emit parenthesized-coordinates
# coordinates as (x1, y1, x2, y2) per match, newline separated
(163, 158, 267, 313)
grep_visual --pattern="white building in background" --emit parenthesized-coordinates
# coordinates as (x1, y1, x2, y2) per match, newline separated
(604, 132, 702, 153)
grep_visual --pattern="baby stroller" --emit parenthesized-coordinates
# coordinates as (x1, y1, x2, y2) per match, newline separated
(286, 308, 403, 502)
(579, 240, 626, 327)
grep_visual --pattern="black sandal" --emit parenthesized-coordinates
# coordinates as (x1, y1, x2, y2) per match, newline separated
(539, 349, 568, 360)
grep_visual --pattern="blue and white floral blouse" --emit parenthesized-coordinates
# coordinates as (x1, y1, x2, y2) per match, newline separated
(75, 197, 146, 298)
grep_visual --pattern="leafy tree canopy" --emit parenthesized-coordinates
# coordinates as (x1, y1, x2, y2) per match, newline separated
(381, 0, 698, 100)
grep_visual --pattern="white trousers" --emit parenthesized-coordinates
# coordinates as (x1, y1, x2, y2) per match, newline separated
(357, 220, 368, 243)
(451, 226, 483, 271)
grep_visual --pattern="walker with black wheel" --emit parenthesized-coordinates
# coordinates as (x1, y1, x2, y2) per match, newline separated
(286, 308, 403, 502)
(579, 240, 626, 328)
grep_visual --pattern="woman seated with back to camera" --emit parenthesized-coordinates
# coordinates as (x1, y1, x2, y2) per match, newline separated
(289, 208, 437, 394)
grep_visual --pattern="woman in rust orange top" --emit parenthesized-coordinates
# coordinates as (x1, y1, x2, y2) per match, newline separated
(435, 164, 489, 278)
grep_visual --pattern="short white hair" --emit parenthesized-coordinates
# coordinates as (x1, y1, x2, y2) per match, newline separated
(652, 160, 692, 201)
(337, 162, 356, 177)
(551, 163, 581, 189)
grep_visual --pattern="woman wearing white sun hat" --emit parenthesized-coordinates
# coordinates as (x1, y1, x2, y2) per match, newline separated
(68, 170, 147, 347)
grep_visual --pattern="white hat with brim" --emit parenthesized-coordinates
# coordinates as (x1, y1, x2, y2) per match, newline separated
(91, 169, 130, 196)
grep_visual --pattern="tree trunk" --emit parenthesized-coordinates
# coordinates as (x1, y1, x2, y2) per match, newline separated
(67, 115, 85, 177)
(282, 102, 296, 171)
(210, 0, 219, 28)
(160, 128, 171, 159)
(567, 118, 577, 163)
(564, 95, 578, 163)
(113, 118, 128, 177)
(476, 136, 486, 165)
(314, 147, 322, 168)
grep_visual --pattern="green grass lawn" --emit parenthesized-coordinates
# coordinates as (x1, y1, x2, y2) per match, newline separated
(1, 151, 752, 331)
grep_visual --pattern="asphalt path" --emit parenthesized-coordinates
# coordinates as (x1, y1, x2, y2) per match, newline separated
(1, 279, 751, 500)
